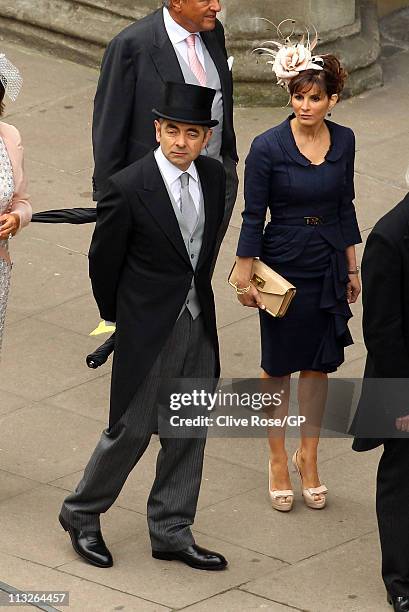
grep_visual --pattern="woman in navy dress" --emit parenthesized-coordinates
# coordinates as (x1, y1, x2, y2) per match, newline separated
(234, 52, 361, 511)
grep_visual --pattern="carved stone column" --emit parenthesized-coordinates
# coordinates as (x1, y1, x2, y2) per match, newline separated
(223, 0, 382, 105)
(0, 0, 382, 106)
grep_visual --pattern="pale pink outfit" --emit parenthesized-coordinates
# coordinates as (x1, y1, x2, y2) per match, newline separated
(0, 121, 32, 351)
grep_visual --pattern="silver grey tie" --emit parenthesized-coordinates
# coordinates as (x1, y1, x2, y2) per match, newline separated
(180, 172, 198, 235)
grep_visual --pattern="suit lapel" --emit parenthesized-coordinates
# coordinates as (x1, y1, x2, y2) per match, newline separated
(196, 157, 220, 269)
(136, 152, 190, 265)
(202, 29, 231, 110)
(149, 10, 185, 85)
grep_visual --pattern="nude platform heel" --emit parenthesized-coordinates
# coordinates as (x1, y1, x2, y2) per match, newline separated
(292, 449, 328, 509)
(268, 460, 294, 512)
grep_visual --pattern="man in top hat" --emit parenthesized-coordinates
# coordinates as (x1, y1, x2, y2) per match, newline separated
(92, 0, 238, 255)
(59, 82, 228, 571)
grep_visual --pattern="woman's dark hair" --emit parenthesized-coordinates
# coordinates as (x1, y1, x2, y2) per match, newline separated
(0, 81, 5, 117)
(288, 54, 347, 99)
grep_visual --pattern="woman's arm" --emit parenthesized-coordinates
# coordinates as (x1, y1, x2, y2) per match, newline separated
(0, 126, 31, 238)
(339, 129, 361, 247)
(345, 244, 361, 304)
(235, 135, 272, 308)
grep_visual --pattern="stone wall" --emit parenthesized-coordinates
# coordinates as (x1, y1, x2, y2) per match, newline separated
(377, 0, 409, 17)
(0, 0, 382, 106)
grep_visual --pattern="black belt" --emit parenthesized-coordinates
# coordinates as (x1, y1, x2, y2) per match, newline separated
(270, 216, 338, 226)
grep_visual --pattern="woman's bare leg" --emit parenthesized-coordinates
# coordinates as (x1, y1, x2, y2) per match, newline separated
(262, 370, 292, 492)
(297, 371, 328, 502)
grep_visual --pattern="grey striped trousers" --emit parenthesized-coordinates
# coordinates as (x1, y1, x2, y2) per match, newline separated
(60, 310, 215, 551)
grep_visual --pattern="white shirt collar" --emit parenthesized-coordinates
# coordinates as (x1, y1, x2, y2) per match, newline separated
(154, 146, 198, 186)
(163, 6, 200, 45)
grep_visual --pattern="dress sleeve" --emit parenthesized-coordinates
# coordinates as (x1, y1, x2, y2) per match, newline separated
(339, 130, 361, 247)
(236, 135, 271, 257)
(8, 126, 32, 232)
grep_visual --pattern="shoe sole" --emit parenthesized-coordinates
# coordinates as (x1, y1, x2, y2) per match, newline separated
(59, 515, 113, 569)
(152, 551, 227, 571)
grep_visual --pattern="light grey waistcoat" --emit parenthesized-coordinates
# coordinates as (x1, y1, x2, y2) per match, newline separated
(174, 43, 224, 163)
(158, 169, 205, 320)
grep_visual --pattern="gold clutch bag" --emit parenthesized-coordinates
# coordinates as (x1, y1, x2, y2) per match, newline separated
(228, 259, 296, 318)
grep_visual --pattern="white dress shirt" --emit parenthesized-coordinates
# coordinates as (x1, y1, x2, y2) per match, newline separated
(154, 146, 201, 214)
(163, 7, 206, 72)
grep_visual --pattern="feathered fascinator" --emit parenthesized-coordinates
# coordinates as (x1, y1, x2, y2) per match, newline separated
(254, 19, 324, 91)
(0, 53, 23, 101)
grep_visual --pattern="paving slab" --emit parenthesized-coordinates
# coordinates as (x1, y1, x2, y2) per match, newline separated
(0, 484, 142, 567)
(182, 589, 299, 611)
(0, 469, 40, 503)
(319, 446, 382, 508)
(354, 172, 407, 232)
(35, 292, 102, 337)
(219, 314, 261, 379)
(194, 485, 376, 565)
(59, 531, 284, 609)
(0, 389, 29, 416)
(1, 319, 99, 401)
(0, 551, 166, 612)
(243, 532, 386, 612)
(26, 156, 94, 214)
(46, 373, 111, 422)
(0, 402, 105, 481)
(8, 233, 90, 318)
(355, 131, 409, 191)
(16, 92, 94, 174)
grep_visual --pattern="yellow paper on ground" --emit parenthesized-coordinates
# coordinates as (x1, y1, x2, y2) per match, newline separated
(90, 320, 116, 336)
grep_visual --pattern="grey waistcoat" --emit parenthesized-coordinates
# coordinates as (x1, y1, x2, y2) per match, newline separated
(174, 43, 224, 162)
(158, 169, 205, 320)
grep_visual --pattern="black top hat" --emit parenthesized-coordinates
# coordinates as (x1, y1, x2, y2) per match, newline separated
(152, 81, 219, 128)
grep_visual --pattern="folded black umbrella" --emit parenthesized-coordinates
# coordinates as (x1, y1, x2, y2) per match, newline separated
(86, 333, 116, 369)
(32, 206, 116, 368)
(32, 207, 97, 224)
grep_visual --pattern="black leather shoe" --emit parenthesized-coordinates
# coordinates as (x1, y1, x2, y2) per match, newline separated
(59, 514, 113, 568)
(152, 544, 227, 571)
(388, 592, 409, 611)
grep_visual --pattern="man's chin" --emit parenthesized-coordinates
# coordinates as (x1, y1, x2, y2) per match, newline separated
(200, 18, 217, 30)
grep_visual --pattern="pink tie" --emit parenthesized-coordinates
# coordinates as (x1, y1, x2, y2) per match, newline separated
(186, 34, 207, 87)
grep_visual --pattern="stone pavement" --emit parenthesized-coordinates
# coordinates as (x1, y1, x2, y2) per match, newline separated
(0, 33, 408, 612)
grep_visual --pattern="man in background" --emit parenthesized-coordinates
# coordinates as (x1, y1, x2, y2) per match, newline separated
(92, 0, 238, 252)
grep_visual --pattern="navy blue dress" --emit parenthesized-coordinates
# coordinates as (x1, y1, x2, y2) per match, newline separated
(237, 116, 362, 376)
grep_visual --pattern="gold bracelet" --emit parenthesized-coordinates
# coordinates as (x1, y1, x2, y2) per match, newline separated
(348, 266, 360, 275)
(234, 282, 251, 295)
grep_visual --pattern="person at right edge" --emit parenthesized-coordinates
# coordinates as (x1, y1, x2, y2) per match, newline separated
(234, 28, 362, 513)
(351, 185, 409, 611)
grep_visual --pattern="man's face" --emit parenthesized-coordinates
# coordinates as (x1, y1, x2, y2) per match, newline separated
(155, 119, 212, 170)
(169, 0, 221, 32)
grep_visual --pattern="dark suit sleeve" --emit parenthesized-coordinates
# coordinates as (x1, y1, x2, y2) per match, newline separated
(92, 36, 135, 200)
(215, 20, 228, 59)
(362, 231, 409, 376)
(218, 163, 227, 228)
(236, 135, 271, 257)
(88, 180, 132, 322)
(339, 130, 362, 246)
